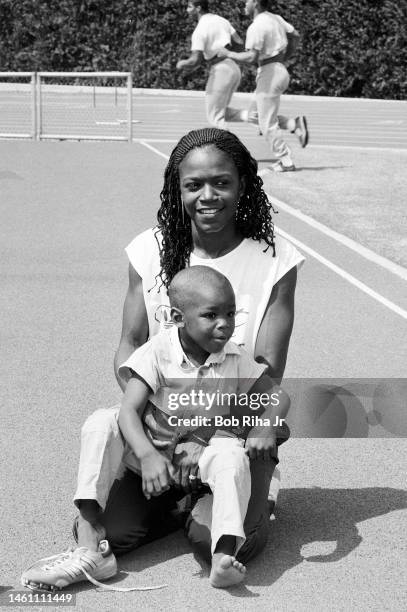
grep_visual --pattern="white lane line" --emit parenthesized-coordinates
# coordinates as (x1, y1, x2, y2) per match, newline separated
(139, 140, 172, 160)
(132, 87, 407, 106)
(376, 120, 404, 125)
(139, 140, 407, 320)
(276, 228, 407, 320)
(117, 119, 141, 124)
(300, 132, 407, 139)
(263, 191, 407, 281)
(139, 137, 407, 153)
(307, 144, 407, 152)
(135, 138, 177, 144)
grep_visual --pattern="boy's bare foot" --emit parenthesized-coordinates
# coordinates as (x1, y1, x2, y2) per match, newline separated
(210, 554, 246, 588)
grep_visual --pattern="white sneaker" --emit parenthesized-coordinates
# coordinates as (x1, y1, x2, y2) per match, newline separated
(248, 110, 259, 125)
(269, 161, 296, 173)
(293, 116, 309, 148)
(21, 540, 117, 592)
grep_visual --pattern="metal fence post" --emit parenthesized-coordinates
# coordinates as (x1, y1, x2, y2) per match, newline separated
(36, 73, 42, 140)
(31, 73, 37, 139)
(127, 74, 133, 142)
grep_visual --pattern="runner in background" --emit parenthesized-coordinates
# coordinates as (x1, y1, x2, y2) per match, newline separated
(176, 0, 257, 128)
(217, 0, 309, 172)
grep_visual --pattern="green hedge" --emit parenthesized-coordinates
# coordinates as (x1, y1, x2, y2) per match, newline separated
(0, 0, 406, 99)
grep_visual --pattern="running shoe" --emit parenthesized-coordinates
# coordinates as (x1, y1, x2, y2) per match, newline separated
(294, 116, 309, 148)
(269, 161, 296, 173)
(248, 110, 259, 125)
(21, 540, 117, 592)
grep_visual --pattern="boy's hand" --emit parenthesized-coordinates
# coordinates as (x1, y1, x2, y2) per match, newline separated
(245, 428, 277, 461)
(140, 448, 175, 500)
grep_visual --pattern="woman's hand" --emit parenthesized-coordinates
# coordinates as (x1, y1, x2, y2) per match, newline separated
(245, 428, 277, 461)
(140, 448, 175, 500)
(172, 440, 206, 492)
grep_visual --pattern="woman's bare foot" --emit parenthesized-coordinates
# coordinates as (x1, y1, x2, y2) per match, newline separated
(210, 554, 246, 588)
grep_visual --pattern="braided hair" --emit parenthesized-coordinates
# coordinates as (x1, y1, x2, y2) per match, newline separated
(156, 127, 276, 288)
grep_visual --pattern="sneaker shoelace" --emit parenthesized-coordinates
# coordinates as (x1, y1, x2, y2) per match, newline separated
(82, 569, 167, 592)
(42, 548, 167, 592)
(43, 548, 75, 571)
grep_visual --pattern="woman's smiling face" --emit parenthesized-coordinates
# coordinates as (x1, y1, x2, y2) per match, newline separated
(179, 145, 245, 234)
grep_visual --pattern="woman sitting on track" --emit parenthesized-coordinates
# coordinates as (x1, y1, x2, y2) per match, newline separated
(22, 127, 304, 592)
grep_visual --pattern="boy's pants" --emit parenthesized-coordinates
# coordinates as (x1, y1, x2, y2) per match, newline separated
(74, 407, 282, 563)
(205, 59, 246, 129)
(255, 62, 293, 162)
(196, 436, 251, 556)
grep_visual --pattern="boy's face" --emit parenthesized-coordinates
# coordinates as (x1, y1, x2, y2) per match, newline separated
(175, 282, 236, 356)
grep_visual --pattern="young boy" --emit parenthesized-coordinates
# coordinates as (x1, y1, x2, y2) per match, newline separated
(119, 266, 290, 588)
(22, 266, 289, 590)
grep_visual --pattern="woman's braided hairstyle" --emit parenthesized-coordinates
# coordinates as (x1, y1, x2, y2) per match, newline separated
(156, 127, 276, 288)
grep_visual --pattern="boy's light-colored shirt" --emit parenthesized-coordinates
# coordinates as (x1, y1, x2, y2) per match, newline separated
(119, 326, 266, 474)
(191, 13, 236, 60)
(246, 12, 294, 61)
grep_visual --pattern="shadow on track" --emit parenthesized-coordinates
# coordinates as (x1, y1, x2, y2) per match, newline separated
(87, 486, 407, 596)
(246, 486, 407, 588)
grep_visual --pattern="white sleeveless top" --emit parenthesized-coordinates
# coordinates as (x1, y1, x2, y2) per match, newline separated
(125, 228, 304, 356)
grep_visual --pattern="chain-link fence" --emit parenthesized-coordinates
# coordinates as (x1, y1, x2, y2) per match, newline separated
(0, 72, 36, 139)
(0, 72, 134, 141)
